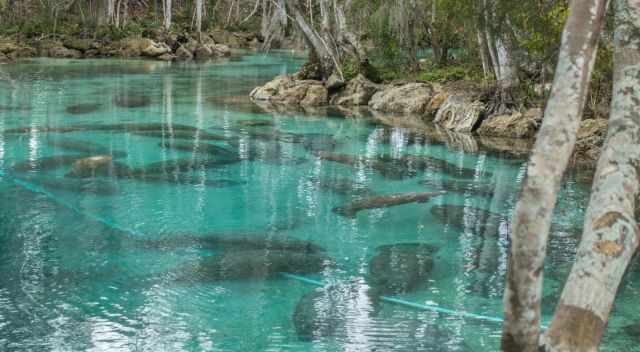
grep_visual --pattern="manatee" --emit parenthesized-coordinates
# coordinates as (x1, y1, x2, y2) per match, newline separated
(114, 94, 151, 108)
(301, 134, 338, 152)
(20, 176, 120, 196)
(65, 157, 134, 179)
(624, 324, 640, 339)
(134, 175, 244, 188)
(131, 157, 240, 175)
(311, 177, 371, 197)
(293, 284, 361, 341)
(13, 154, 88, 172)
(247, 148, 308, 166)
(65, 103, 102, 115)
(418, 179, 495, 198)
(315, 152, 418, 180)
(132, 130, 228, 141)
(3, 126, 84, 134)
(333, 191, 446, 218)
(237, 119, 275, 127)
(47, 138, 127, 158)
(4, 123, 198, 134)
(159, 141, 237, 158)
(174, 250, 333, 282)
(139, 234, 325, 254)
(430, 205, 503, 236)
(367, 243, 436, 296)
(375, 243, 440, 256)
(380, 155, 489, 180)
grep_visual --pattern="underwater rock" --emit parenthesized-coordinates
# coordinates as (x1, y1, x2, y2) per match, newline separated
(140, 234, 325, 254)
(418, 179, 496, 198)
(65, 103, 102, 115)
(293, 283, 362, 341)
(333, 191, 445, 218)
(13, 155, 87, 172)
(114, 95, 151, 108)
(20, 176, 120, 196)
(47, 138, 127, 158)
(132, 130, 228, 141)
(367, 243, 436, 296)
(174, 250, 333, 282)
(159, 141, 237, 158)
(430, 205, 504, 237)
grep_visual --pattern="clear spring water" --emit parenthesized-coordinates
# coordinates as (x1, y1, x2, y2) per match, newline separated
(0, 53, 638, 352)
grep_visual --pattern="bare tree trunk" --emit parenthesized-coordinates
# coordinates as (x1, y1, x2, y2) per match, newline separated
(163, 0, 172, 31)
(500, 0, 609, 351)
(542, 1, 640, 350)
(195, 0, 203, 35)
(477, 31, 492, 79)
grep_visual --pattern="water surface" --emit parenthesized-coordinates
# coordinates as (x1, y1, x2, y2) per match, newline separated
(0, 54, 637, 351)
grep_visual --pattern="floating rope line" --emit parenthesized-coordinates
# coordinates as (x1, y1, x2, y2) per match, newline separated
(1, 169, 548, 330)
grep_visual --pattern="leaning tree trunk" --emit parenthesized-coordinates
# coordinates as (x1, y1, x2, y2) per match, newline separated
(195, 0, 203, 35)
(500, 0, 609, 351)
(542, 1, 640, 350)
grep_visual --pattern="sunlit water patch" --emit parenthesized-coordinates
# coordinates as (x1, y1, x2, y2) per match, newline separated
(0, 53, 636, 351)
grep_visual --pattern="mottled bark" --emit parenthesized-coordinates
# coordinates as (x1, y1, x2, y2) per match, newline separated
(195, 0, 203, 34)
(543, 1, 640, 350)
(163, 0, 172, 30)
(501, 0, 609, 351)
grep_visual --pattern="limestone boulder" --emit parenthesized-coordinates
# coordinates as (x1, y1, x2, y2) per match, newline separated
(250, 75, 328, 107)
(433, 91, 485, 133)
(0, 39, 18, 54)
(63, 39, 94, 52)
(477, 108, 543, 138)
(330, 74, 379, 106)
(369, 82, 435, 115)
(175, 45, 193, 61)
(48, 45, 83, 59)
(120, 38, 170, 57)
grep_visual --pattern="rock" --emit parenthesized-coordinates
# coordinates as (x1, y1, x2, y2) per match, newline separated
(250, 75, 328, 107)
(48, 45, 83, 59)
(63, 39, 93, 52)
(571, 118, 608, 167)
(330, 74, 379, 106)
(368, 82, 435, 115)
(477, 108, 543, 138)
(212, 44, 231, 57)
(175, 45, 193, 60)
(194, 44, 213, 59)
(326, 73, 346, 90)
(0, 52, 8, 64)
(433, 92, 485, 133)
(429, 92, 448, 111)
(0, 39, 18, 54)
(367, 243, 436, 296)
(157, 53, 175, 61)
(120, 37, 170, 57)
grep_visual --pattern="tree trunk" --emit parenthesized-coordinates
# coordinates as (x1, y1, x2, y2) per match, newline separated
(163, 0, 172, 31)
(543, 0, 640, 350)
(195, 0, 203, 35)
(500, 0, 609, 351)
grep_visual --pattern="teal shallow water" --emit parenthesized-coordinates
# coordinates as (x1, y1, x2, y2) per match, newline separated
(0, 54, 638, 351)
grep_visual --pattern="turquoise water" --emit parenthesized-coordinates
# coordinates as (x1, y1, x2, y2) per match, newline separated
(0, 53, 638, 352)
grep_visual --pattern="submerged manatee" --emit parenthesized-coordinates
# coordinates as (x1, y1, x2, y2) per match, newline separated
(47, 138, 127, 158)
(159, 141, 237, 158)
(3, 123, 198, 135)
(310, 177, 371, 198)
(13, 155, 88, 172)
(332, 191, 445, 218)
(114, 95, 151, 108)
(293, 283, 363, 341)
(174, 250, 333, 282)
(132, 157, 240, 175)
(367, 243, 437, 296)
(20, 176, 120, 196)
(237, 119, 275, 127)
(65, 156, 134, 178)
(139, 234, 325, 254)
(300, 134, 339, 152)
(419, 178, 495, 198)
(133, 130, 228, 141)
(430, 205, 503, 236)
(65, 103, 102, 115)
(134, 174, 244, 188)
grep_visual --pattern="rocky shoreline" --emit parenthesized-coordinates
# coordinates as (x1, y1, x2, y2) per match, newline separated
(250, 73, 607, 170)
(0, 30, 265, 63)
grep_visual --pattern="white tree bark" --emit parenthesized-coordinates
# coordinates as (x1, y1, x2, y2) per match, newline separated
(542, 1, 640, 350)
(163, 0, 172, 31)
(500, 0, 609, 351)
(195, 0, 203, 34)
